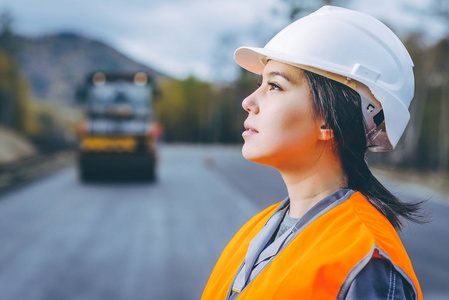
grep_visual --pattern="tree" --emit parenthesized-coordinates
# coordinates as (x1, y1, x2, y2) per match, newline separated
(0, 11, 29, 132)
(155, 76, 216, 143)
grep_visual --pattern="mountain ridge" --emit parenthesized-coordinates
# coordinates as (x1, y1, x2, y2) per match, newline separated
(17, 32, 167, 102)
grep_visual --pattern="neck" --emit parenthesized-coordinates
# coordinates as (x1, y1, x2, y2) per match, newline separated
(279, 148, 347, 219)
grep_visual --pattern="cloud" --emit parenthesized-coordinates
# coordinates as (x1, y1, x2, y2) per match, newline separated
(1, 0, 446, 81)
(1, 0, 280, 80)
(98, 0, 282, 79)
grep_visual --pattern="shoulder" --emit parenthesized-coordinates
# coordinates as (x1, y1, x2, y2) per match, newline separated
(345, 257, 416, 300)
(342, 192, 400, 243)
(333, 192, 410, 268)
(313, 191, 398, 246)
(334, 192, 421, 299)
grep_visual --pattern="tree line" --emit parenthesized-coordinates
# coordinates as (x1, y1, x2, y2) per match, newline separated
(154, 70, 256, 144)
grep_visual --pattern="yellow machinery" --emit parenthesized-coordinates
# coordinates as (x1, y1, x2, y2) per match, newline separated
(76, 72, 159, 181)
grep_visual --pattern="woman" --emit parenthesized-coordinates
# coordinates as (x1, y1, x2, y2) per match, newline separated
(202, 6, 424, 300)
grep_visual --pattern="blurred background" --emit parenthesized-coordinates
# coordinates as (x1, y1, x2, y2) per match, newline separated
(0, 0, 448, 299)
(0, 0, 449, 169)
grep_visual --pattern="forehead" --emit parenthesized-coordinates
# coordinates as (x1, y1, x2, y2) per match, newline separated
(262, 60, 306, 84)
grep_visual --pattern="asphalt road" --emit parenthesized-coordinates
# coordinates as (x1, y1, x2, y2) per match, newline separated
(0, 145, 447, 300)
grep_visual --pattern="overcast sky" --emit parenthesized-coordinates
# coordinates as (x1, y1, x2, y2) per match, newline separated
(0, 0, 446, 81)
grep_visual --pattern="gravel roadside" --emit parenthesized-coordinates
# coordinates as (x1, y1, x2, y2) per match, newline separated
(0, 151, 76, 195)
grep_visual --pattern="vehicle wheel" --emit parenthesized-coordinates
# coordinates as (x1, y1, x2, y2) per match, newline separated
(143, 165, 156, 182)
(79, 167, 93, 182)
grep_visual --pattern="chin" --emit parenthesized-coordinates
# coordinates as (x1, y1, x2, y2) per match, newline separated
(242, 142, 259, 161)
(242, 143, 273, 166)
(241, 143, 252, 160)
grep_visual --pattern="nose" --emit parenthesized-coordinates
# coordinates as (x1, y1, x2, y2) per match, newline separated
(242, 91, 259, 114)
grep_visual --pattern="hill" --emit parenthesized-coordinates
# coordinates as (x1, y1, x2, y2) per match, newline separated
(17, 32, 167, 102)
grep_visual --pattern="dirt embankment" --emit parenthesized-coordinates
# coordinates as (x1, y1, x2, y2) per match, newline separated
(0, 126, 74, 193)
(0, 126, 37, 164)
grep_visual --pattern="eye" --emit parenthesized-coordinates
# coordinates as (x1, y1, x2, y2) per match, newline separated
(268, 82, 282, 91)
(256, 81, 262, 87)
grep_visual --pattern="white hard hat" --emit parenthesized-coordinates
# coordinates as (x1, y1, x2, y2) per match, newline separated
(234, 5, 414, 152)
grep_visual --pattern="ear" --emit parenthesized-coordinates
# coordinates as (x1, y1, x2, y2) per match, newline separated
(318, 123, 334, 141)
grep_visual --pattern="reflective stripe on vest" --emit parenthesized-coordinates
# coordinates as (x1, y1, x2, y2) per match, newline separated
(201, 191, 422, 300)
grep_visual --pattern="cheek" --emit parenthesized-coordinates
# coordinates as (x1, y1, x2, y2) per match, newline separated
(282, 117, 316, 147)
(269, 107, 320, 159)
(272, 104, 316, 138)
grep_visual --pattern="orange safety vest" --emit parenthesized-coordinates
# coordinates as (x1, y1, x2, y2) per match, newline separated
(202, 191, 422, 300)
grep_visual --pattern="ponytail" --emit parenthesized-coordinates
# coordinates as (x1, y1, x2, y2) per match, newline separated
(304, 70, 426, 230)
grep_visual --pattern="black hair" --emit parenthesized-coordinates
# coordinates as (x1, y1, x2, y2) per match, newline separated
(303, 70, 426, 230)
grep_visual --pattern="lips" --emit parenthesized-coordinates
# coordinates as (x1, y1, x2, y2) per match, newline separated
(243, 121, 258, 137)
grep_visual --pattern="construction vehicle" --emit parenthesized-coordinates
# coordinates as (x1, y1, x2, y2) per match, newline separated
(76, 72, 160, 181)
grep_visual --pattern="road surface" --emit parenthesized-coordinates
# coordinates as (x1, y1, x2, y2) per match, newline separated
(0, 145, 447, 299)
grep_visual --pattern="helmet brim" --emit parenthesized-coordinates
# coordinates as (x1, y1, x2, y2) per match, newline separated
(234, 46, 310, 75)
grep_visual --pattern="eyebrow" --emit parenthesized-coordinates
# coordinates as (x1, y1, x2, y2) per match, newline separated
(265, 71, 291, 82)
